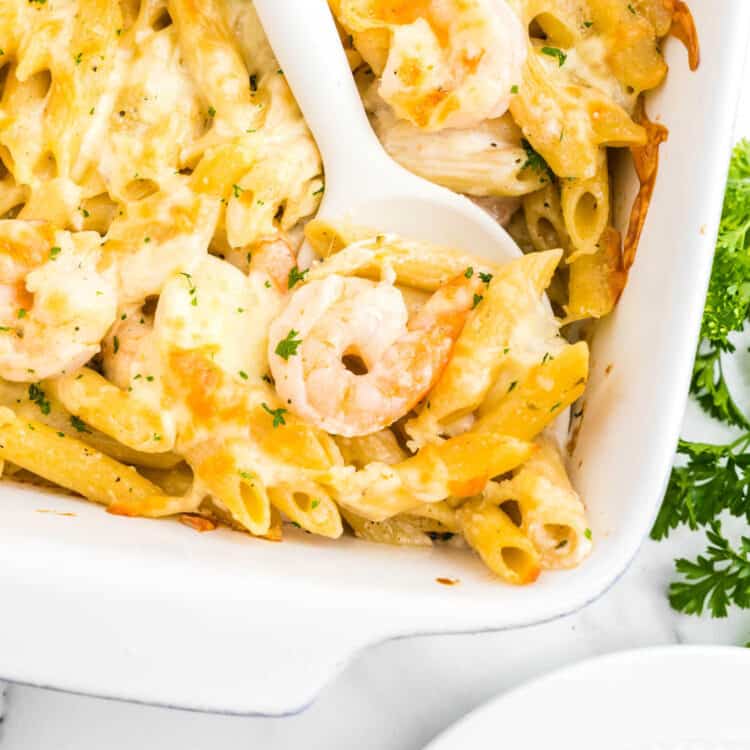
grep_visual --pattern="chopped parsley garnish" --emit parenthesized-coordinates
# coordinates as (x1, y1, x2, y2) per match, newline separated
(74, 52, 83, 64)
(275, 329, 302, 360)
(312, 185, 325, 196)
(207, 106, 216, 118)
(584, 528, 593, 540)
(238, 470, 255, 481)
(311, 499, 320, 509)
(180, 272, 198, 306)
(510, 84, 519, 94)
(262, 402, 287, 428)
(70, 415, 90, 433)
(28, 383, 50, 415)
(541, 46, 567, 67)
(49, 246, 61, 260)
(464, 266, 474, 279)
(627, 3, 637, 13)
(17, 308, 26, 319)
(583, 20, 593, 28)
(521, 139, 553, 180)
(232, 184, 244, 198)
(508, 380, 518, 393)
(472, 294, 483, 309)
(287, 266, 308, 289)
(238, 370, 248, 380)
(113, 336, 119, 354)
(479, 271, 493, 285)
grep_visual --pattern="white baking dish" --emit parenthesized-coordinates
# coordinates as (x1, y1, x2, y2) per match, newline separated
(0, 0, 747, 716)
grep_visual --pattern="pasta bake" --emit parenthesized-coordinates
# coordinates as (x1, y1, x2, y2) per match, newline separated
(0, 0, 696, 583)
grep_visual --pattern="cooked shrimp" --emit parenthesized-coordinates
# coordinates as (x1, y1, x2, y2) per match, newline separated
(0, 221, 117, 381)
(248, 235, 297, 292)
(268, 272, 482, 437)
(341, 0, 527, 130)
(101, 303, 157, 390)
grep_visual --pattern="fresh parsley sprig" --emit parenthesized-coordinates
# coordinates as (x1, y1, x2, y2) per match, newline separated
(699, 138, 750, 353)
(690, 346, 750, 430)
(651, 435, 750, 542)
(668, 522, 750, 617)
(653, 140, 750, 619)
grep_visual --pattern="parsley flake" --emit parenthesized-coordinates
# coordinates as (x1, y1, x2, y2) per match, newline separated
(262, 402, 287, 428)
(28, 383, 50, 415)
(275, 329, 302, 360)
(288, 266, 308, 289)
(70, 415, 91, 433)
(521, 139, 553, 180)
(541, 46, 567, 67)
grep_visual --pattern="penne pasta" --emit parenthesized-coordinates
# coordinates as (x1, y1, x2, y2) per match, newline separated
(0, 407, 164, 509)
(483, 436, 592, 569)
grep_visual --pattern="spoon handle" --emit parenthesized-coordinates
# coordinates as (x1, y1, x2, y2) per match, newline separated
(253, 0, 385, 188)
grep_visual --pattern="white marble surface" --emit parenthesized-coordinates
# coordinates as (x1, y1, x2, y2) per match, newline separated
(1, 45, 749, 750)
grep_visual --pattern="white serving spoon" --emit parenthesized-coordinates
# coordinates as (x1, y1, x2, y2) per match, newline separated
(253, 0, 521, 266)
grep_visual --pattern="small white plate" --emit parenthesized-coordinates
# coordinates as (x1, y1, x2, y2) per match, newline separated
(424, 646, 750, 750)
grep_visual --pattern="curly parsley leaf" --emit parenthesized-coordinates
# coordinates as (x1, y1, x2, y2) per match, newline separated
(669, 522, 750, 617)
(699, 139, 750, 351)
(653, 140, 750, 623)
(651, 436, 750, 541)
(690, 347, 750, 430)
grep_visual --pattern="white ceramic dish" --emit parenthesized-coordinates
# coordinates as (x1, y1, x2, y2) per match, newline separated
(424, 646, 750, 749)
(0, 1, 748, 716)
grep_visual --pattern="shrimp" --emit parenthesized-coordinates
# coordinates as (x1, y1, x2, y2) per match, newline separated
(101, 302, 158, 390)
(268, 272, 483, 437)
(0, 221, 117, 381)
(338, 0, 527, 131)
(248, 235, 297, 293)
